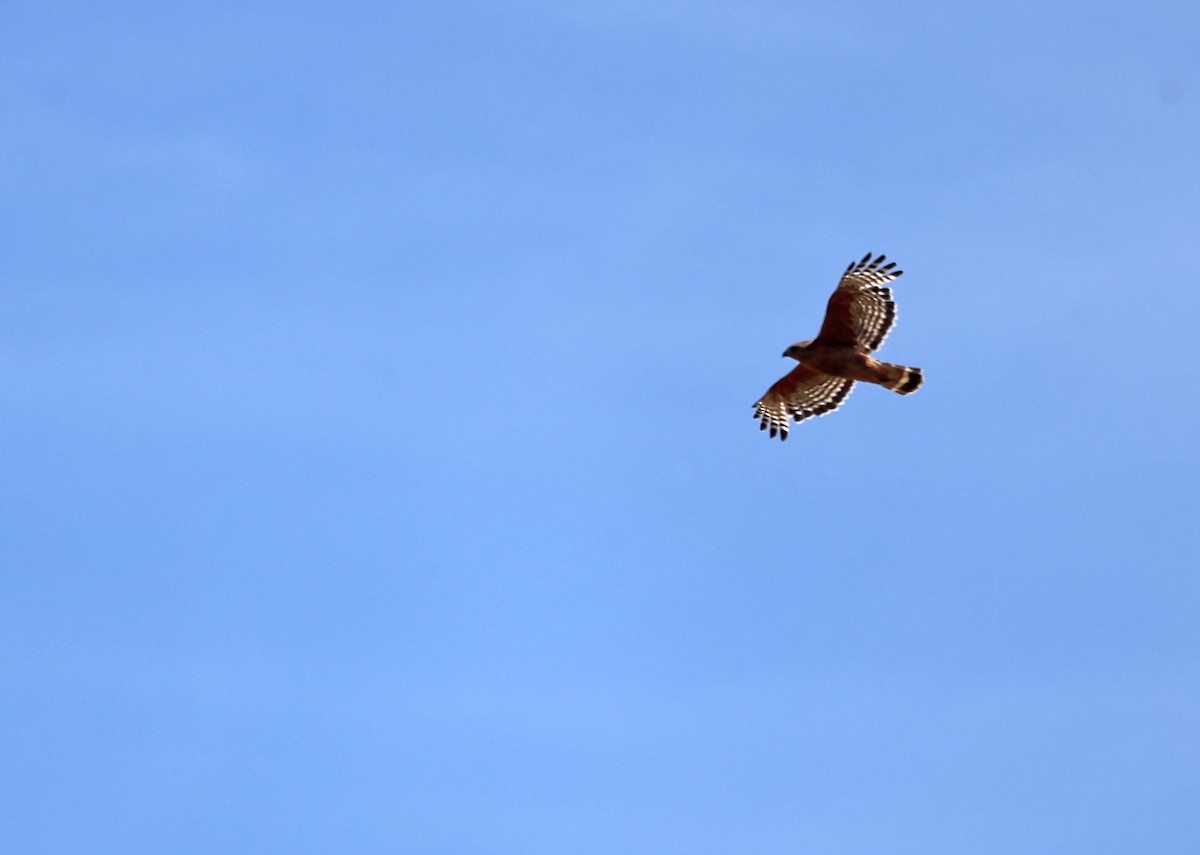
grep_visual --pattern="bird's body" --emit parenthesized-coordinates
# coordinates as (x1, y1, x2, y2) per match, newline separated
(792, 340, 922, 391)
(753, 253, 922, 440)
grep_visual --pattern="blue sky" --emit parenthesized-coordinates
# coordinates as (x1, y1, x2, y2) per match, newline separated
(3, 1, 1198, 852)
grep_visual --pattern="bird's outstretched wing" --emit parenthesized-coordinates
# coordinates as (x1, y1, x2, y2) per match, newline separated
(753, 365, 855, 441)
(816, 252, 903, 352)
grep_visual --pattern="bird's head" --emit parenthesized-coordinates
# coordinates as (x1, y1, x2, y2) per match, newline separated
(782, 340, 813, 361)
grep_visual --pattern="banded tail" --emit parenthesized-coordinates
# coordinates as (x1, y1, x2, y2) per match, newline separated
(877, 363, 923, 395)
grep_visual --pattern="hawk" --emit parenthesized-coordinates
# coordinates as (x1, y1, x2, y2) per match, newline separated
(753, 252, 922, 440)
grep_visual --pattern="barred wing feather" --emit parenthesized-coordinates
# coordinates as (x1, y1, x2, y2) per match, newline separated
(817, 252, 903, 352)
(753, 365, 855, 441)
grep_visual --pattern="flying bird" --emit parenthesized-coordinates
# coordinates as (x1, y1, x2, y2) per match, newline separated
(753, 253, 922, 440)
